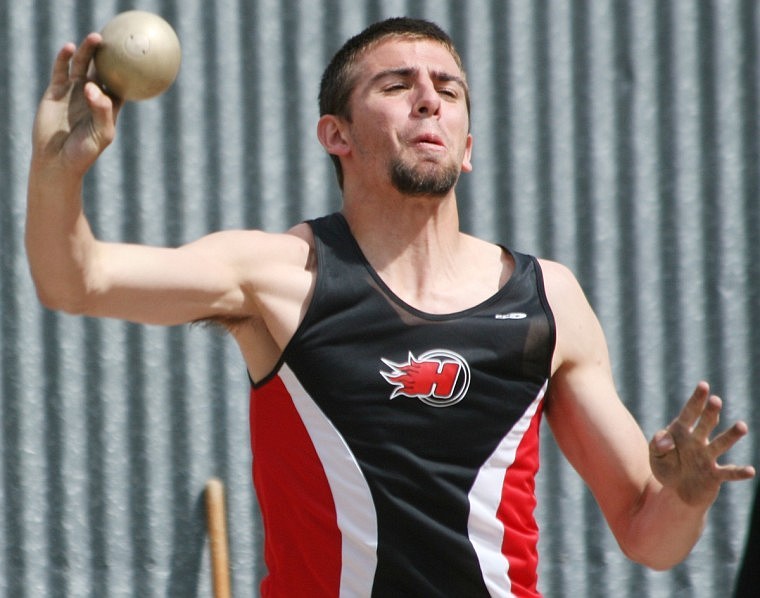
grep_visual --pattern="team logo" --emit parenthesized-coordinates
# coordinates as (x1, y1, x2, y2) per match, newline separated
(380, 349, 471, 407)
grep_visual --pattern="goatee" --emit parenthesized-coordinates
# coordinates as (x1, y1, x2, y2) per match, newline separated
(390, 159, 459, 197)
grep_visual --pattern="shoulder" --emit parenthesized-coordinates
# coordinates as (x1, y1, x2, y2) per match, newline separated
(536, 257, 581, 290)
(183, 225, 314, 271)
(191, 224, 314, 252)
(536, 258, 590, 314)
(197, 225, 319, 375)
(178, 225, 317, 317)
(536, 258, 608, 373)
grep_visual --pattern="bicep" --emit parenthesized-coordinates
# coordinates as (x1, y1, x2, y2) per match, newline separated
(87, 229, 307, 326)
(89, 239, 247, 325)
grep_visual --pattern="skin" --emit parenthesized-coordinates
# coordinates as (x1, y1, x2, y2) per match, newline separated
(27, 32, 755, 571)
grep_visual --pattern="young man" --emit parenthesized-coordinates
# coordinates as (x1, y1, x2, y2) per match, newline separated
(26, 17, 754, 597)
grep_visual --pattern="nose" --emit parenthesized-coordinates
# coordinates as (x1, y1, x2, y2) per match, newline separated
(413, 79, 441, 117)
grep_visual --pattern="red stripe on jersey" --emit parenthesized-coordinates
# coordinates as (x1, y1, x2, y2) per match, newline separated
(250, 375, 342, 597)
(498, 400, 544, 596)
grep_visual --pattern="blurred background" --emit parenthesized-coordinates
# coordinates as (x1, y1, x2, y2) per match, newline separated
(2, 0, 759, 596)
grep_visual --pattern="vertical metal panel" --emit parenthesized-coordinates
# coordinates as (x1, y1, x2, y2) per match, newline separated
(1, 1, 758, 596)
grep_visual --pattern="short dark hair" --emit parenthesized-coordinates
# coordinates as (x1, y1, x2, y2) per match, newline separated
(318, 17, 470, 188)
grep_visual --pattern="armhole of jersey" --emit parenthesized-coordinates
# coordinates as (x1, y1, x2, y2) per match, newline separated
(249, 219, 327, 389)
(530, 256, 557, 382)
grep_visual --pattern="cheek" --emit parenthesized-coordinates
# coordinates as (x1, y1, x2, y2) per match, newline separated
(352, 117, 397, 153)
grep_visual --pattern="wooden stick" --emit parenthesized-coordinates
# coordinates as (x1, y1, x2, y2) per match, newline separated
(206, 477, 231, 598)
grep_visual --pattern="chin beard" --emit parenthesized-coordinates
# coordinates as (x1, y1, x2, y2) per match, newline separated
(389, 158, 459, 197)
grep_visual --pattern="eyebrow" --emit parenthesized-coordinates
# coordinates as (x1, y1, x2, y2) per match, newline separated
(369, 67, 467, 91)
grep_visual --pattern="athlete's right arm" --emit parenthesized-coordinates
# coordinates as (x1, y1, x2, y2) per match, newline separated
(26, 35, 312, 334)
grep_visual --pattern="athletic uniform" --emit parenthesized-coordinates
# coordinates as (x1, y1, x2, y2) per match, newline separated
(250, 212, 556, 597)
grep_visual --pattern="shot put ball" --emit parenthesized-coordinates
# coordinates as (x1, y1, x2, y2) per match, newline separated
(94, 10, 181, 101)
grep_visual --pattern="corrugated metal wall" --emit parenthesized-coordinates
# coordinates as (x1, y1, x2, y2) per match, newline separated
(2, 0, 758, 596)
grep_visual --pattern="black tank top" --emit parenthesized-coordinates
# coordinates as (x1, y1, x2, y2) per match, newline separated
(250, 212, 555, 597)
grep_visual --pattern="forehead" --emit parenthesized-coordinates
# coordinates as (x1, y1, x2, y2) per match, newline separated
(354, 37, 464, 80)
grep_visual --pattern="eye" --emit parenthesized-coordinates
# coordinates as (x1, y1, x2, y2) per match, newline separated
(383, 82, 409, 93)
(438, 87, 458, 98)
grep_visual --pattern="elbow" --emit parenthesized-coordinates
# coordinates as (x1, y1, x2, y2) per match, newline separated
(27, 250, 104, 316)
(619, 539, 692, 571)
(625, 553, 672, 572)
(34, 288, 85, 315)
(31, 275, 93, 315)
(628, 552, 687, 572)
(612, 480, 704, 571)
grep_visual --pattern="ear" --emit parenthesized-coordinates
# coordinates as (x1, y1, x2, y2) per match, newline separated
(461, 133, 474, 173)
(317, 115, 351, 157)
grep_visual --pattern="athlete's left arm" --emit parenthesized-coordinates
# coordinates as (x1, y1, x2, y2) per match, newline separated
(539, 258, 755, 570)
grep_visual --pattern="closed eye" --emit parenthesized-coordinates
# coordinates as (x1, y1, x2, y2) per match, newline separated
(383, 82, 410, 93)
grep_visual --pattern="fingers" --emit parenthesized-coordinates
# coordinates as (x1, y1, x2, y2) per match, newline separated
(708, 419, 750, 458)
(650, 429, 675, 458)
(718, 463, 757, 482)
(692, 394, 722, 441)
(678, 383, 747, 456)
(48, 33, 102, 95)
(673, 381, 710, 431)
(69, 33, 102, 81)
(83, 81, 120, 132)
(53, 33, 120, 118)
(671, 382, 726, 442)
(676, 383, 755, 476)
(50, 43, 76, 86)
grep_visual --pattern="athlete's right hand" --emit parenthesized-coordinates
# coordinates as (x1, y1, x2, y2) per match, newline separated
(31, 33, 121, 178)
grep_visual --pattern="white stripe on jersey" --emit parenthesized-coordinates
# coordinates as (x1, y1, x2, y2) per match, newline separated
(279, 365, 378, 596)
(467, 381, 547, 597)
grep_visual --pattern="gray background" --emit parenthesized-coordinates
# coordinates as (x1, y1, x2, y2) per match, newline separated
(2, 0, 759, 596)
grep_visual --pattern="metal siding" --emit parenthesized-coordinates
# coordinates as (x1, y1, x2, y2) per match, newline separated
(1, 1, 758, 596)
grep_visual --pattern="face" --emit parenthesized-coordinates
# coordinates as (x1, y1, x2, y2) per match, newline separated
(338, 38, 473, 196)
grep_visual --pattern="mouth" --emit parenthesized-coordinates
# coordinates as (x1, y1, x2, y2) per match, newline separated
(411, 133, 446, 151)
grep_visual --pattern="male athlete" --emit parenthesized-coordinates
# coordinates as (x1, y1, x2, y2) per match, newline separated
(26, 17, 755, 597)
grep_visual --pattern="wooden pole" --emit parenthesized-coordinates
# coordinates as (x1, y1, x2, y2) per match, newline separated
(205, 477, 231, 598)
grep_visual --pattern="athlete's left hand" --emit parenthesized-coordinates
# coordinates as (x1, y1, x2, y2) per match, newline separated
(649, 381, 755, 507)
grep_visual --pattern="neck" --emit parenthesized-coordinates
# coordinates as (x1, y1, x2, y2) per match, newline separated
(342, 182, 460, 263)
(338, 181, 510, 315)
(340, 182, 470, 309)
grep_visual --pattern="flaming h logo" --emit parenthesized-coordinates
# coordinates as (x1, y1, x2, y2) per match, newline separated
(380, 349, 471, 407)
